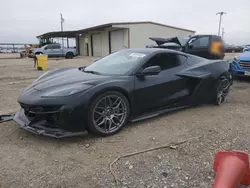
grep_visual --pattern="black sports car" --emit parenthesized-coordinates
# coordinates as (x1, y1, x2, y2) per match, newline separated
(14, 48, 233, 138)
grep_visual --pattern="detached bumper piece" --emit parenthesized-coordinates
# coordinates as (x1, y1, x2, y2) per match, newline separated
(0, 114, 15, 123)
(13, 106, 86, 138)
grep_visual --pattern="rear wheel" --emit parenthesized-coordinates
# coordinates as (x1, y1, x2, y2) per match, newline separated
(65, 52, 74, 59)
(87, 91, 130, 136)
(215, 74, 231, 105)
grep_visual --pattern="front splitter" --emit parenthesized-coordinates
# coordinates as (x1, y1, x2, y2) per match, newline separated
(13, 109, 87, 138)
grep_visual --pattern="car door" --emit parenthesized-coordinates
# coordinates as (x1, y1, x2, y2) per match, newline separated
(185, 36, 211, 58)
(43, 44, 54, 57)
(51, 44, 62, 57)
(134, 52, 190, 114)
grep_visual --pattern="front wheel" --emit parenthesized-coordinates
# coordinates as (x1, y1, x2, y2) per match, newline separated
(215, 74, 231, 105)
(87, 91, 130, 136)
(35, 52, 43, 55)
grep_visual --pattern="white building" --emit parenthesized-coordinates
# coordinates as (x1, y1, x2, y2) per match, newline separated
(37, 21, 195, 57)
(76, 21, 195, 57)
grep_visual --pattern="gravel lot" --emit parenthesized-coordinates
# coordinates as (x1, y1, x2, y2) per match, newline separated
(1, 53, 250, 188)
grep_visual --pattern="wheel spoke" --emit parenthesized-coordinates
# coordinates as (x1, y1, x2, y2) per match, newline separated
(104, 118, 108, 131)
(96, 106, 105, 110)
(95, 116, 103, 124)
(221, 92, 228, 97)
(96, 118, 105, 127)
(221, 80, 230, 90)
(107, 96, 112, 107)
(114, 107, 124, 112)
(112, 97, 120, 107)
(114, 101, 122, 109)
(114, 112, 126, 116)
(113, 115, 122, 123)
(94, 110, 104, 116)
(108, 119, 112, 130)
(217, 92, 222, 98)
(217, 90, 223, 104)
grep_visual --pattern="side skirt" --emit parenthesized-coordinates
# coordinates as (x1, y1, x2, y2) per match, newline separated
(130, 105, 189, 123)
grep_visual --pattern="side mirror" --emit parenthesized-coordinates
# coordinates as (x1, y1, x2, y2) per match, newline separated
(141, 66, 161, 75)
(188, 43, 194, 49)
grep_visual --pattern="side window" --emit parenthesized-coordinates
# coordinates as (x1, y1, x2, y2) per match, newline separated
(45, 45, 52, 49)
(192, 36, 210, 48)
(52, 44, 61, 49)
(145, 53, 182, 71)
(178, 55, 188, 63)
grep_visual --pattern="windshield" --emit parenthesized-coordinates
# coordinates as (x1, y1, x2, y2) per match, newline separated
(84, 50, 148, 75)
(41, 45, 47, 49)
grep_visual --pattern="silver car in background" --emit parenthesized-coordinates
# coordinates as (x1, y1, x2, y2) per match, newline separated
(30, 43, 77, 59)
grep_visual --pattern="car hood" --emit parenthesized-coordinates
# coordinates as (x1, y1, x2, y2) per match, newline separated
(237, 52, 250, 61)
(31, 67, 111, 92)
(149, 36, 190, 47)
(32, 48, 42, 52)
(150, 37, 182, 46)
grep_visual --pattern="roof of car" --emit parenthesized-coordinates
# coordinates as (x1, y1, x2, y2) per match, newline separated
(117, 48, 208, 62)
(122, 48, 179, 53)
(121, 48, 189, 56)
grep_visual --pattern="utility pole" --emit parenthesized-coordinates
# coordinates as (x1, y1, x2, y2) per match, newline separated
(216, 12, 226, 36)
(221, 28, 225, 40)
(60, 13, 65, 48)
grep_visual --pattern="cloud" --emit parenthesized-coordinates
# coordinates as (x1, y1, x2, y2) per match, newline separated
(0, 0, 249, 45)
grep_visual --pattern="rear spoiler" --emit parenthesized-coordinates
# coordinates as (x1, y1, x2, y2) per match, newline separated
(149, 37, 182, 46)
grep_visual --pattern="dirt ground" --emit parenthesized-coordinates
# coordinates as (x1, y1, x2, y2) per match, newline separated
(1, 53, 250, 188)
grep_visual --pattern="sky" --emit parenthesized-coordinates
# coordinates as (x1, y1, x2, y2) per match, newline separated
(0, 0, 249, 45)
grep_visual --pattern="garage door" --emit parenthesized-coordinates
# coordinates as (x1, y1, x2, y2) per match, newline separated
(92, 34, 102, 57)
(79, 36, 87, 56)
(110, 30, 124, 53)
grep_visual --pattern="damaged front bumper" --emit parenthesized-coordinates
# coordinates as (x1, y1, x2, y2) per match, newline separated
(13, 109, 87, 138)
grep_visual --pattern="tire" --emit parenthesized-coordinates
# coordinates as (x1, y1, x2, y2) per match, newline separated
(65, 52, 74, 59)
(214, 73, 232, 105)
(35, 52, 43, 55)
(87, 91, 130, 136)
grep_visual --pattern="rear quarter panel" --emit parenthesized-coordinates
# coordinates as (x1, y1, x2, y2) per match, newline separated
(186, 57, 231, 79)
(177, 57, 231, 104)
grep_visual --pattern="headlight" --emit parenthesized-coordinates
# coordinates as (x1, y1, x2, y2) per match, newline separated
(233, 56, 240, 63)
(41, 84, 92, 98)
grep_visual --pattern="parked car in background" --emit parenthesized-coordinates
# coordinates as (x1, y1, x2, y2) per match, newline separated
(243, 46, 250, 52)
(225, 45, 243, 53)
(232, 51, 250, 77)
(30, 43, 77, 59)
(147, 35, 225, 60)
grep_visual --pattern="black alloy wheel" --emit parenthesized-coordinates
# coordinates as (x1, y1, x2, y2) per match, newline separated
(215, 75, 231, 105)
(88, 91, 130, 136)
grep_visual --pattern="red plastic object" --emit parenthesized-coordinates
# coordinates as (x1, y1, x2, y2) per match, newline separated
(213, 150, 250, 188)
